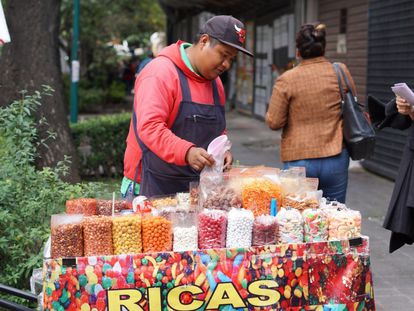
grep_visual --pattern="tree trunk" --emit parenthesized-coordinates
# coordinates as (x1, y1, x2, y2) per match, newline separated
(0, 0, 80, 183)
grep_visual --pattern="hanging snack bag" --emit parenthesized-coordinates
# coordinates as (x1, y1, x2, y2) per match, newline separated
(276, 207, 304, 243)
(172, 211, 198, 251)
(226, 208, 254, 248)
(198, 209, 227, 249)
(112, 214, 142, 254)
(142, 214, 172, 252)
(66, 198, 97, 216)
(302, 208, 328, 242)
(51, 214, 84, 258)
(83, 215, 113, 256)
(328, 208, 362, 241)
(252, 215, 279, 246)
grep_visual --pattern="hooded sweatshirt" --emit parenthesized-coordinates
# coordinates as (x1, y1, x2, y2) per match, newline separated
(123, 41, 226, 182)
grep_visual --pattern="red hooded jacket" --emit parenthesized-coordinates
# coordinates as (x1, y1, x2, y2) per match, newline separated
(123, 41, 226, 182)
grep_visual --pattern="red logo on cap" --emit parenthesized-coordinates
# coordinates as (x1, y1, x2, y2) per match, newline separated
(234, 24, 246, 44)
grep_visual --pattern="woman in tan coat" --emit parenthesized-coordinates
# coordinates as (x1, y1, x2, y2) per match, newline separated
(266, 23, 356, 203)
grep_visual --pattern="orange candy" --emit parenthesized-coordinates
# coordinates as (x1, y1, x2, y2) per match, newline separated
(142, 216, 172, 253)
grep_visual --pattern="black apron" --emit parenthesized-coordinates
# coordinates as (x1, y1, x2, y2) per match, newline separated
(133, 65, 226, 197)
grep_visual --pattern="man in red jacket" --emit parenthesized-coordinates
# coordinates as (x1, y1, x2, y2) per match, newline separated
(121, 15, 253, 198)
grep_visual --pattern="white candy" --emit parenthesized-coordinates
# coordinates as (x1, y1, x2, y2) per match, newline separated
(173, 226, 198, 251)
(226, 208, 254, 248)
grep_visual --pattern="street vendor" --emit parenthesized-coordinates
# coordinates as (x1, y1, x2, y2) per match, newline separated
(122, 15, 254, 198)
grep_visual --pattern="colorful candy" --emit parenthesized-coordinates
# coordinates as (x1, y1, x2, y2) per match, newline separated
(276, 207, 304, 243)
(302, 208, 328, 242)
(327, 208, 362, 240)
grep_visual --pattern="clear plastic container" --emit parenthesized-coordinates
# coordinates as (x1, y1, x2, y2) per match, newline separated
(252, 215, 279, 246)
(112, 214, 142, 254)
(172, 211, 198, 251)
(198, 209, 227, 249)
(83, 215, 113, 256)
(51, 214, 84, 258)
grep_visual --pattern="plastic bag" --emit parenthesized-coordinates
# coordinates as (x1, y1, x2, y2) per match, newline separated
(96, 199, 130, 216)
(112, 214, 142, 254)
(65, 198, 97, 216)
(199, 172, 242, 211)
(328, 208, 362, 241)
(83, 215, 113, 256)
(51, 214, 84, 258)
(202, 135, 232, 175)
(239, 176, 283, 216)
(226, 208, 254, 248)
(142, 214, 172, 252)
(282, 190, 323, 212)
(276, 207, 304, 244)
(176, 192, 191, 211)
(172, 211, 198, 251)
(252, 215, 279, 246)
(198, 209, 227, 249)
(302, 208, 328, 242)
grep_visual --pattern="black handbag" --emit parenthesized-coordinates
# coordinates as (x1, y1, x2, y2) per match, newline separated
(333, 63, 376, 160)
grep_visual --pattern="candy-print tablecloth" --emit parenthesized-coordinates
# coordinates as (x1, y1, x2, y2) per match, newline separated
(42, 236, 375, 311)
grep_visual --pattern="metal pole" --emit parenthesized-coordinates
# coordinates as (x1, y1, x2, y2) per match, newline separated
(69, 0, 80, 123)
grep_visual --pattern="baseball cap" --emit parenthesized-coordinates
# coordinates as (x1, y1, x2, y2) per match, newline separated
(199, 15, 254, 57)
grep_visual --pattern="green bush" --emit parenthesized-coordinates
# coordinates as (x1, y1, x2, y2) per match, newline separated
(0, 87, 101, 292)
(71, 112, 131, 177)
(107, 80, 126, 103)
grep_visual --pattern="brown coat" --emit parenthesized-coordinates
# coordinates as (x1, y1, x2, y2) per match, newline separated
(266, 57, 356, 162)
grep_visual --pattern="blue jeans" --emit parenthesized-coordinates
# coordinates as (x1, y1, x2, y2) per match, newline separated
(283, 149, 350, 203)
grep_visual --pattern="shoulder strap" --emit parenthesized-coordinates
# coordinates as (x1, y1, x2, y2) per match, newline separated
(334, 62, 357, 100)
(333, 63, 345, 103)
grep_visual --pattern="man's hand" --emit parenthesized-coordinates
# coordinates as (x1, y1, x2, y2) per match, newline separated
(223, 150, 233, 171)
(396, 96, 413, 115)
(185, 147, 215, 171)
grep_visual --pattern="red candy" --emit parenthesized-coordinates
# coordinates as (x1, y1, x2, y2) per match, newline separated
(198, 210, 227, 249)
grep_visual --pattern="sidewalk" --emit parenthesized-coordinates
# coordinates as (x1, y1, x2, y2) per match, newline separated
(226, 111, 414, 310)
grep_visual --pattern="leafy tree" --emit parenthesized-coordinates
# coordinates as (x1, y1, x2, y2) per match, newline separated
(0, 0, 80, 182)
(60, 0, 166, 106)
